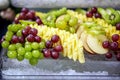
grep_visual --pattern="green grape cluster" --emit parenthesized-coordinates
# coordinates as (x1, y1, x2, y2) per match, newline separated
(1, 23, 45, 66)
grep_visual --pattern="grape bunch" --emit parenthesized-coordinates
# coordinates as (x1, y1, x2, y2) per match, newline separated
(14, 8, 43, 25)
(42, 35, 63, 59)
(86, 7, 102, 18)
(1, 23, 63, 65)
(102, 34, 120, 61)
(1, 25, 45, 65)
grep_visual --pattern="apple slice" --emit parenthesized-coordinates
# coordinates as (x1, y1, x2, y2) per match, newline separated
(80, 32, 94, 54)
(86, 34, 108, 54)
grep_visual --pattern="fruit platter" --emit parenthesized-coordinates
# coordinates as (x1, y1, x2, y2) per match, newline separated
(0, 7, 120, 79)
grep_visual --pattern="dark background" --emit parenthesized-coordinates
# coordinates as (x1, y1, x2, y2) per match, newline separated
(0, 17, 11, 80)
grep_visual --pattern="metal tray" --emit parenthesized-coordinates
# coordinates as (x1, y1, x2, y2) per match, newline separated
(1, 48, 120, 80)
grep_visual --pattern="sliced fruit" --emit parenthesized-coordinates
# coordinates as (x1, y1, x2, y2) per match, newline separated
(80, 32, 94, 54)
(86, 34, 108, 54)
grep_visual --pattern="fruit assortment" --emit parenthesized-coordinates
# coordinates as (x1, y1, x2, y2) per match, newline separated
(1, 7, 120, 66)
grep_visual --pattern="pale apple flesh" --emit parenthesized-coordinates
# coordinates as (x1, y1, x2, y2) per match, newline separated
(80, 32, 94, 54)
(86, 34, 108, 54)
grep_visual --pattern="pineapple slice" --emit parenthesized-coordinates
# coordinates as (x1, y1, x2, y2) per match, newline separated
(30, 24, 85, 63)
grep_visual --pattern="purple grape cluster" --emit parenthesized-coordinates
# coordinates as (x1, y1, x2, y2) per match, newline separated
(42, 35, 63, 59)
(102, 34, 120, 61)
(14, 8, 43, 25)
(86, 7, 102, 18)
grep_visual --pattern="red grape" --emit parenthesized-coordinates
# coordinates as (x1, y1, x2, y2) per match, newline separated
(19, 12, 26, 20)
(34, 16, 40, 20)
(51, 51, 59, 59)
(43, 49, 51, 58)
(18, 36, 25, 43)
(51, 35, 60, 43)
(25, 26, 31, 32)
(116, 23, 120, 30)
(86, 11, 93, 18)
(94, 13, 102, 18)
(110, 42, 118, 50)
(26, 11, 35, 19)
(116, 53, 120, 61)
(21, 8, 29, 14)
(29, 10, 35, 17)
(91, 7, 97, 13)
(22, 29, 29, 37)
(105, 52, 112, 59)
(45, 40, 53, 48)
(102, 41, 110, 48)
(54, 45, 63, 52)
(35, 36, 41, 43)
(36, 19, 43, 25)
(29, 28, 38, 36)
(112, 34, 119, 42)
(26, 34, 34, 42)
(14, 18, 19, 24)
(11, 35, 19, 44)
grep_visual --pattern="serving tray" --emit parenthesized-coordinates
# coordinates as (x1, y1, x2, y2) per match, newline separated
(1, 2, 120, 79)
(1, 48, 120, 80)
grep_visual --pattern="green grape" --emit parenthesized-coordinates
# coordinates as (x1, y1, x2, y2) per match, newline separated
(8, 44, 16, 51)
(19, 20, 36, 25)
(69, 17, 78, 27)
(31, 42, 39, 50)
(46, 14, 56, 22)
(7, 51, 17, 59)
(55, 8, 67, 17)
(5, 31, 13, 41)
(48, 21, 56, 27)
(29, 58, 38, 66)
(12, 25, 21, 32)
(17, 47, 26, 55)
(56, 21, 67, 30)
(64, 15, 71, 22)
(17, 54, 24, 61)
(25, 42, 31, 45)
(25, 44, 32, 52)
(16, 30, 22, 37)
(39, 41, 45, 49)
(69, 27, 75, 33)
(16, 43, 22, 49)
(1, 41, 10, 48)
(7, 25, 14, 31)
(24, 52, 32, 59)
(32, 50, 40, 58)
(39, 52, 44, 59)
